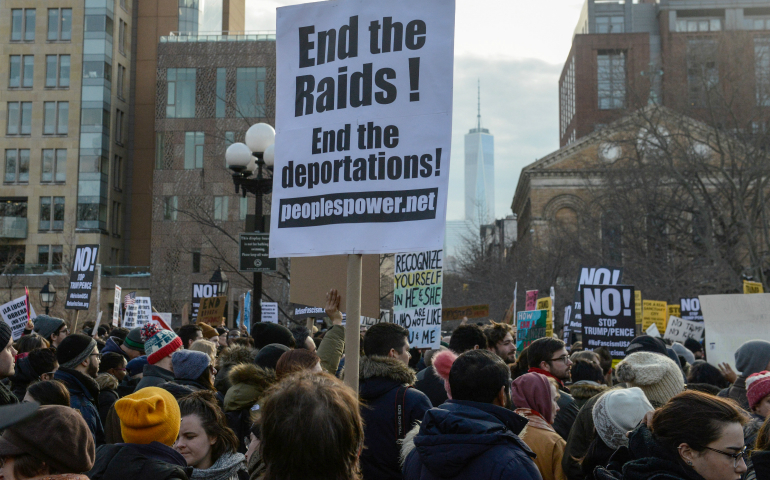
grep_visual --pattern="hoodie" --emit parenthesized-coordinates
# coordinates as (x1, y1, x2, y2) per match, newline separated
(401, 399, 541, 480)
(9, 355, 38, 401)
(88, 442, 191, 480)
(101, 337, 131, 362)
(224, 363, 276, 454)
(214, 346, 255, 395)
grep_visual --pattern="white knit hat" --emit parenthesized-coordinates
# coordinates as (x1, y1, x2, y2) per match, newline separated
(592, 387, 654, 450)
(616, 351, 684, 407)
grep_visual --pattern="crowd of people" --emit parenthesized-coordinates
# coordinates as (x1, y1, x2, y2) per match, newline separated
(2, 290, 770, 480)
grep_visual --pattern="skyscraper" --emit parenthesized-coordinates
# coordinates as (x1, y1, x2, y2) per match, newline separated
(464, 82, 494, 225)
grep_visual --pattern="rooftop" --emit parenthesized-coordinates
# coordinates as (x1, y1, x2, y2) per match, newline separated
(160, 31, 276, 43)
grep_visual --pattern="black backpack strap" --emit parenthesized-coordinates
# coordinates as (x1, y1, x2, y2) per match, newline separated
(394, 385, 411, 440)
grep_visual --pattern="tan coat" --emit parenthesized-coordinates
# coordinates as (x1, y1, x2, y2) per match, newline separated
(517, 409, 567, 480)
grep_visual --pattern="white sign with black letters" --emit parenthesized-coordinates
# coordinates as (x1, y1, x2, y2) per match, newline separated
(270, 0, 455, 257)
(663, 315, 705, 343)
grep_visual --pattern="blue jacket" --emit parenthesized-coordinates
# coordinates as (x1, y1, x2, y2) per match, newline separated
(55, 367, 105, 445)
(402, 400, 542, 480)
(358, 356, 432, 480)
(101, 337, 130, 362)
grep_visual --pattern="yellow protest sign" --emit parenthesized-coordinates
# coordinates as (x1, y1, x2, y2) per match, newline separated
(635, 291, 643, 326)
(744, 280, 764, 294)
(536, 297, 553, 338)
(197, 296, 227, 325)
(667, 304, 680, 319)
(642, 300, 667, 333)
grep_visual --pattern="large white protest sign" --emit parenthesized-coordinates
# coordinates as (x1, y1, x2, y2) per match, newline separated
(0, 295, 36, 340)
(124, 296, 152, 329)
(112, 285, 121, 327)
(701, 294, 770, 369)
(270, 0, 455, 257)
(663, 315, 705, 343)
(392, 250, 442, 349)
(262, 302, 279, 323)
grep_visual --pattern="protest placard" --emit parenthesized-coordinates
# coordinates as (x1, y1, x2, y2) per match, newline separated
(646, 323, 661, 337)
(191, 283, 220, 320)
(198, 296, 227, 325)
(581, 285, 636, 360)
(441, 304, 489, 322)
(152, 313, 173, 330)
(293, 305, 326, 319)
(563, 305, 572, 342)
(642, 300, 667, 333)
(112, 285, 121, 327)
(667, 304, 681, 319)
(0, 295, 36, 340)
(525, 291, 538, 311)
(744, 280, 764, 294)
(635, 290, 643, 327)
(124, 297, 152, 329)
(65, 245, 99, 310)
(270, 0, 455, 257)
(536, 297, 554, 338)
(262, 302, 279, 323)
(663, 315, 704, 343)
(701, 294, 770, 368)
(517, 310, 548, 353)
(392, 250, 442, 349)
(679, 297, 703, 322)
(567, 266, 623, 334)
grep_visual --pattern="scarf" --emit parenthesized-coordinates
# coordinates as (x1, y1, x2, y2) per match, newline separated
(515, 408, 555, 432)
(192, 451, 247, 480)
(528, 367, 565, 388)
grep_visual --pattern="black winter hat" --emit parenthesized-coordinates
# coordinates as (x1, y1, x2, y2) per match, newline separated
(684, 337, 703, 354)
(255, 343, 291, 370)
(56, 334, 97, 369)
(252, 323, 296, 349)
(0, 322, 11, 351)
(625, 335, 668, 356)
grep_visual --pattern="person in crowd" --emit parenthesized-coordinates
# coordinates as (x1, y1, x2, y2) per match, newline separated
(359, 322, 432, 480)
(402, 349, 540, 480)
(230, 337, 253, 349)
(101, 327, 145, 362)
(570, 350, 601, 364)
(512, 372, 566, 480)
(686, 338, 705, 360)
(275, 348, 321, 379)
(10, 346, 58, 400)
(117, 355, 148, 397)
(594, 346, 614, 386)
(689, 360, 730, 390)
(528, 337, 579, 440)
(414, 348, 449, 407)
(566, 358, 608, 409)
(749, 372, 770, 420)
(570, 341, 584, 353)
(33, 315, 69, 348)
(190, 339, 218, 366)
(580, 387, 654, 477)
(746, 417, 770, 480)
(223, 362, 276, 454)
(96, 352, 127, 422)
(594, 390, 748, 480)
(14, 334, 48, 354)
(616, 351, 685, 407)
(259, 372, 363, 480)
(672, 342, 696, 367)
(171, 349, 216, 392)
(175, 391, 247, 480)
(96, 325, 111, 341)
(54, 333, 104, 444)
(0, 405, 95, 479)
(484, 321, 517, 364)
(316, 289, 346, 375)
(214, 345, 254, 395)
(290, 325, 316, 352)
(720, 340, 770, 411)
(109, 327, 130, 342)
(510, 347, 530, 380)
(23, 378, 70, 405)
(254, 344, 290, 371)
(251, 322, 295, 350)
(134, 324, 183, 390)
(216, 327, 229, 351)
(180, 325, 204, 349)
(198, 323, 220, 345)
(225, 329, 242, 347)
(88, 386, 191, 479)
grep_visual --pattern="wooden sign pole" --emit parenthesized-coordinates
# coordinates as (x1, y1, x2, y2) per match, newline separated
(343, 254, 362, 392)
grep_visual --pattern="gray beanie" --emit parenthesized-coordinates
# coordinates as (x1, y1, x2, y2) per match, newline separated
(616, 351, 685, 407)
(736, 340, 770, 377)
(671, 342, 695, 366)
(593, 387, 654, 450)
(33, 315, 65, 339)
(0, 322, 11, 351)
(172, 350, 210, 380)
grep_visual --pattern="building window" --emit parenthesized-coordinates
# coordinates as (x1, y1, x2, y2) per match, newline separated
(4, 149, 30, 184)
(687, 39, 718, 108)
(115, 109, 125, 144)
(9, 55, 34, 88)
(111, 201, 120, 235)
(184, 132, 205, 169)
(111, 248, 120, 264)
(597, 50, 626, 110)
(677, 18, 722, 32)
(39, 196, 65, 231)
(47, 8, 72, 41)
(113, 155, 122, 189)
(216, 68, 227, 118)
(118, 20, 127, 55)
(163, 196, 177, 221)
(44, 101, 69, 135)
(596, 16, 624, 33)
(192, 250, 201, 273)
(240, 196, 248, 220)
(45, 55, 70, 88)
(225, 131, 236, 146)
(601, 212, 622, 265)
(117, 64, 126, 99)
(155, 133, 165, 169)
(179, 0, 201, 34)
(236, 67, 266, 118)
(560, 56, 575, 140)
(7, 102, 32, 136)
(756, 38, 770, 107)
(745, 17, 770, 30)
(38, 245, 63, 271)
(41, 149, 66, 183)
(214, 196, 228, 221)
(167, 68, 196, 118)
(11, 9, 36, 42)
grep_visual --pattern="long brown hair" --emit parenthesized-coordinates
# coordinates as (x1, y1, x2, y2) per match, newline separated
(260, 371, 363, 480)
(651, 390, 747, 453)
(755, 416, 770, 452)
(178, 390, 239, 462)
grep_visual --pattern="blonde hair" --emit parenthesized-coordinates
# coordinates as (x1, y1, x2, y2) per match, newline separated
(190, 339, 217, 365)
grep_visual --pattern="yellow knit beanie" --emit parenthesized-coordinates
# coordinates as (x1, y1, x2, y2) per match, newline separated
(114, 387, 181, 446)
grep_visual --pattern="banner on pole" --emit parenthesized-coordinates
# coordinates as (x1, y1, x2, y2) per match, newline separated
(0, 295, 36, 340)
(525, 290, 538, 311)
(112, 285, 121, 327)
(65, 245, 99, 310)
(581, 285, 636, 360)
(123, 296, 151, 329)
(270, 0, 456, 257)
(392, 250, 442, 349)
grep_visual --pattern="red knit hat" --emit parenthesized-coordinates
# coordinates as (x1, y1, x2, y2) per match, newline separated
(747, 371, 770, 410)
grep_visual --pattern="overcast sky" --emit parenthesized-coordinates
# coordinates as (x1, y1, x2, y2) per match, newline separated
(245, 0, 586, 220)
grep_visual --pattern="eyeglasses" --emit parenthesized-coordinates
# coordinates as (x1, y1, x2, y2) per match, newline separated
(90, 353, 102, 360)
(704, 446, 748, 468)
(548, 354, 572, 364)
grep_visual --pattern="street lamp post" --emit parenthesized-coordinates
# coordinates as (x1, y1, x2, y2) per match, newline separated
(225, 123, 275, 324)
(39, 279, 56, 315)
(209, 266, 229, 296)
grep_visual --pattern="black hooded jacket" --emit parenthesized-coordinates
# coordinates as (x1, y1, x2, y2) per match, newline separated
(87, 442, 191, 480)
